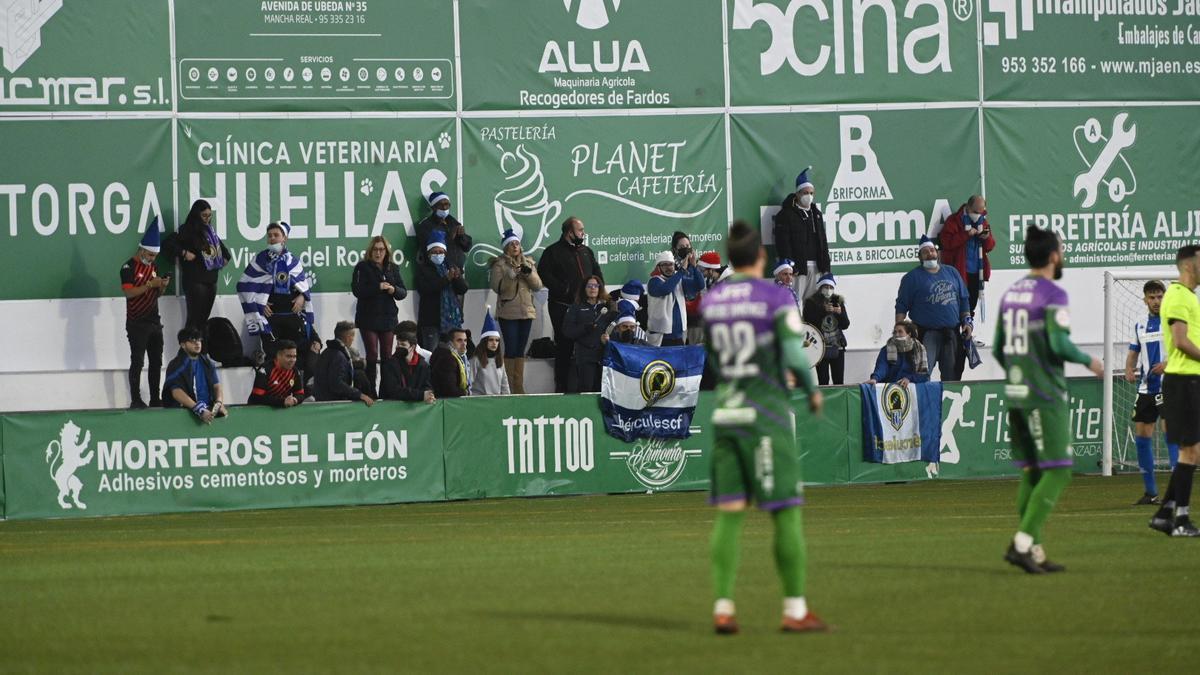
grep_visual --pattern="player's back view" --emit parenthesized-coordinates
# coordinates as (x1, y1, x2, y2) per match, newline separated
(700, 221, 826, 634)
(993, 226, 1102, 574)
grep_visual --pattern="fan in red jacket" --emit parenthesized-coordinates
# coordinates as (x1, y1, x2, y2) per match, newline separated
(938, 195, 995, 319)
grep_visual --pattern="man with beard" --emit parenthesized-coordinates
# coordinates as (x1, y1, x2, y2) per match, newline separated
(993, 226, 1103, 572)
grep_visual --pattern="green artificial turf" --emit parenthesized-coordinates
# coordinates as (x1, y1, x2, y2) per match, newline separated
(0, 474, 1195, 674)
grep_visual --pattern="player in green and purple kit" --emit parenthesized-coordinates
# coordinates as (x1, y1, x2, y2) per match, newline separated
(700, 221, 827, 634)
(993, 226, 1104, 574)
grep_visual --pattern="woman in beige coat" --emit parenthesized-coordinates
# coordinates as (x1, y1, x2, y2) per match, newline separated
(489, 229, 543, 393)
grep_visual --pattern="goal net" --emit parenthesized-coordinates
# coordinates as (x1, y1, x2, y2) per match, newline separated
(1102, 270, 1178, 476)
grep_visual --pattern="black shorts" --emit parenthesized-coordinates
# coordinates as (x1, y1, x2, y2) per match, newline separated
(1131, 392, 1163, 424)
(1162, 374, 1200, 446)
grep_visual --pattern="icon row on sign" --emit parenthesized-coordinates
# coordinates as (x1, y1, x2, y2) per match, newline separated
(188, 65, 444, 85)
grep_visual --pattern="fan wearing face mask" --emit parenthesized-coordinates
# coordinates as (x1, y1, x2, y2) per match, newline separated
(940, 195, 996, 378)
(772, 166, 832, 302)
(894, 235, 972, 382)
(802, 273, 850, 385)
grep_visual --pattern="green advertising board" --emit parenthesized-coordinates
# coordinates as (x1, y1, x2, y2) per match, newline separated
(846, 378, 1106, 482)
(0, 401, 446, 520)
(984, 105, 1200, 270)
(0, 0, 171, 112)
(980, 1, 1200, 101)
(175, 0, 455, 112)
(730, 108, 979, 274)
(460, 0, 725, 110)
(461, 114, 728, 286)
(442, 393, 714, 499)
(177, 116, 457, 293)
(0, 118, 173, 300)
(727, 0, 980, 105)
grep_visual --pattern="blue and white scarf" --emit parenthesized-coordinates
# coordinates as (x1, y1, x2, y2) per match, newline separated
(236, 248, 312, 336)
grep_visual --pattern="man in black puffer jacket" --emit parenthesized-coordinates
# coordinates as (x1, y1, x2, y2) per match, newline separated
(312, 321, 375, 405)
(773, 167, 831, 302)
(537, 216, 604, 393)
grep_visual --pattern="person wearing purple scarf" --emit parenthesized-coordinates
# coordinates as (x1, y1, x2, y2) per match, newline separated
(163, 199, 231, 340)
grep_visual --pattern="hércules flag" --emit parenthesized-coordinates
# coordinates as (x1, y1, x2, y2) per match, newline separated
(600, 341, 705, 442)
(860, 382, 943, 464)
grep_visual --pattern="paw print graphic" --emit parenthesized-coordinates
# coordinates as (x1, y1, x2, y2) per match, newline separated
(438, 132, 452, 150)
(360, 178, 373, 196)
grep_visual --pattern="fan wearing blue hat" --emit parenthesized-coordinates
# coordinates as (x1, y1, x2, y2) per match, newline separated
(416, 191, 472, 269)
(802, 273, 850, 385)
(488, 228, 543, 393)
(120, 217, 171, 408)
(469, 306, 510, 396)
(414, 229, 468, 351)
(235, 221, 314, 348)
(894, 235, 971, 382)
(772, 166, 832, 302)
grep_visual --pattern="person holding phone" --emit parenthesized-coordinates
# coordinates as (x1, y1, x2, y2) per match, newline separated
(940, 194, 996, 378)
(120, 222, 170, 408)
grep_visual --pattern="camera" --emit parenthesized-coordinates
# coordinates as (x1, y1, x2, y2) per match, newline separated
(520, 264, 532, 275)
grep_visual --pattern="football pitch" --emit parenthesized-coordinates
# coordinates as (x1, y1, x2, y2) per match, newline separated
(0, 474, 1194, 673)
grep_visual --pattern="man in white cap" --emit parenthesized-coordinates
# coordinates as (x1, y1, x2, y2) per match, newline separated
(894, 235, 971, 382)
(416, 191, 472, 268)
(773, 166, 831, 301)
(647, 249, 705, 346)
(773, 258, 800, 309)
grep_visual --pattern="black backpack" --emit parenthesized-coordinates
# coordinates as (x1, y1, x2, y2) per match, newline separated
(206, 317, 249, 366)
(527, 336, 556, 359)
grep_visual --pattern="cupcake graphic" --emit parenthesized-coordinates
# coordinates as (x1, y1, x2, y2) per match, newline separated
(472, 143, 562, 266)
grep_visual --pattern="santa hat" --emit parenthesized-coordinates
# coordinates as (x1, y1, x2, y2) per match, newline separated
(795, 166, 814, 190)
(655, 250, 675, 266)
(480, 306, 500, 340)
(268, 221, 291, 237)
(919, 235, 936, 251)
(427, 191, 450, 207)
(698, 251, 722, 269)
(139, 217, 161, 253)
(816, 273, 837, 289)
(501, 228, 520, 249)
(616, 307, 638, 327)
(773, 258, 795, 276)
(426, 229, 448, 252)
(620, 279, 644, 303)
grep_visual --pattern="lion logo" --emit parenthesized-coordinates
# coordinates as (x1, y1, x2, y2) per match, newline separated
(44, 420, 94, 509)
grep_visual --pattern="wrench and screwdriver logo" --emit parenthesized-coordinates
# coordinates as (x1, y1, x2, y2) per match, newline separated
(1072, 112, 1138, 209)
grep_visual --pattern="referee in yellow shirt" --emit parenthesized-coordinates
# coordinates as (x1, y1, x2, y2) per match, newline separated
(1150, 245, 1200, 537)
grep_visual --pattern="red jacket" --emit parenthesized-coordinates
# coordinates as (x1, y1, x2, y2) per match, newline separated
(939, 204, 996, 282)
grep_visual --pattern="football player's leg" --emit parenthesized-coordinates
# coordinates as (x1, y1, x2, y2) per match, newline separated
(772, 506, 806, 600)
(710, 429, 750, 622)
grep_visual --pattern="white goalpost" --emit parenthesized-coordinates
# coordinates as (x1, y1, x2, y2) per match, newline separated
(1102, 270, 1178, 477)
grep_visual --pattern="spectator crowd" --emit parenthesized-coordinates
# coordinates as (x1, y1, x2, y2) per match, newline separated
(120, 170, 995, 418)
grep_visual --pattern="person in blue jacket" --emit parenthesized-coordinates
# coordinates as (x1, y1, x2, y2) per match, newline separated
(867, 320, 930, 387)
(647, 249, 705, 346)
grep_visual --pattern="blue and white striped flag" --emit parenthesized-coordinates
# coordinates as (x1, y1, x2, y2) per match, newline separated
(860, 381, 943, 464)
(600, 341, 705, 442)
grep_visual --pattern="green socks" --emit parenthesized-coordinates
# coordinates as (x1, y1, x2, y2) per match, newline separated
(710, 510, 745, 600)
(1018, 467, 1071, 543)
(772, 507, 807, 598)
(1017, 467, 1039, 519)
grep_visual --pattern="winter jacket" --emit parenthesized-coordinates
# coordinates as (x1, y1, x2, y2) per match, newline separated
(563, 300, 618, 365)
(802, 293, 850, 358)
(648, 266, 705, 338)
(162, 350, 221, 408)
(311, 339, 363, 402)
(161, 224, 232, 286)
(469, 356, 511, 396)
(351, 259, 407, 332)
(379, 352, 432, 402)
(939, 203, 996, 282)
(416, 214, 473, 270)
(415, 260, 469, 332)
(537, 238, 603, 306)
(429, 346, 469, 399)
(773, 193, 831, 273)
(870, 347, 930, 384)
(489, 254, 544, 320)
